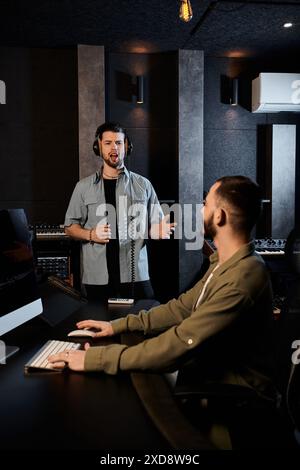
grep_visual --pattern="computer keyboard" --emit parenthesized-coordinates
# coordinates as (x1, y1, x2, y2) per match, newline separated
(25, 340, 81, 373)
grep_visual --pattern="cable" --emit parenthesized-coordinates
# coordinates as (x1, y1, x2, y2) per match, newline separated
(183, 1, 219, 46)
(130, 222, 136, 300)
(129, 173, 136, 300)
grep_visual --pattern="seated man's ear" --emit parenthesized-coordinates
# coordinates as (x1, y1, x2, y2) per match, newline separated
(215, 207, 227, 227)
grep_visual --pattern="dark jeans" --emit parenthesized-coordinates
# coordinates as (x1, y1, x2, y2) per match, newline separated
(84, 280, 154, 302)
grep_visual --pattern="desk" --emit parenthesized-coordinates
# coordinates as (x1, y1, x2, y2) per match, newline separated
(0, 293, 169, 452)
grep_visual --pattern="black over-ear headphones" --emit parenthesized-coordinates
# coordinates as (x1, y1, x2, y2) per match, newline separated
(93, 123, 133, 158)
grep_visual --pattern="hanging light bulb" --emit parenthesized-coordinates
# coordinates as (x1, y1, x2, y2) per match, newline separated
(179, 0, 193, 23)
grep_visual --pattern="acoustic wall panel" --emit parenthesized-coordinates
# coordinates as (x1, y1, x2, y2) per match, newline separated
(257, 124, 296, 238)
(272, 125, 296, 238)
(178, 50, 204, 293)
(78, 45, 105, 179)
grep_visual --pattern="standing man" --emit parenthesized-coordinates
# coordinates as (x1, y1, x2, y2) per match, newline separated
(64, 122, 175, 300)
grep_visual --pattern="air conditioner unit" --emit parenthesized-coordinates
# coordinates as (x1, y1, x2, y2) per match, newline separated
(252, 73, 300, 113)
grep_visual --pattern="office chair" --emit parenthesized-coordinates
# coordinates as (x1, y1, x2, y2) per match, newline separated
(173, 359, 285, 450)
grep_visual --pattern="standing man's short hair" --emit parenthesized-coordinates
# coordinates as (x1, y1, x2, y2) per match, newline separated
(215, 175, 262, 233)
(95, 122, 126, 141)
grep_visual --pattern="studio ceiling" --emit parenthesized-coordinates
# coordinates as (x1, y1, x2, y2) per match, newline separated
(0, 0, 300, 58)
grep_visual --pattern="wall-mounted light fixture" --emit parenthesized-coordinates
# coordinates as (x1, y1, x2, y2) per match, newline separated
(220, 75, 239, 106)
(136, 75, 144, 104)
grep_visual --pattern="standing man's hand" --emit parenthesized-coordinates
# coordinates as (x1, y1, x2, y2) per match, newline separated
(150, 215, 176, 239)
(92, 224, 111, 244)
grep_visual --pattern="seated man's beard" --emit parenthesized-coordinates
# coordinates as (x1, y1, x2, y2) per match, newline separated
(204, 214, 217, 239)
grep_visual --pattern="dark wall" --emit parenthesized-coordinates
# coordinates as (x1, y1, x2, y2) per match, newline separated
(0, 47, 78, 224)
(107, 52, 178, 200)
(204, 56, 300, 235)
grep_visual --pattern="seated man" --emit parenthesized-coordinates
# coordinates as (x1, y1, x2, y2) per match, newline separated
(49, 175, 276, 401)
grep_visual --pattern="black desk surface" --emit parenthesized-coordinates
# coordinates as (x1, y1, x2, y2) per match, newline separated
(0, 290, 169, 452)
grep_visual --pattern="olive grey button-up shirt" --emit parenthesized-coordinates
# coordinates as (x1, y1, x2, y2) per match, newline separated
(64, 167, 163, 285)
(84, 242, 276, 401)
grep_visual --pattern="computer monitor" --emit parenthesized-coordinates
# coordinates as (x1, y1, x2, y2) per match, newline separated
(0, 209, 43, 362)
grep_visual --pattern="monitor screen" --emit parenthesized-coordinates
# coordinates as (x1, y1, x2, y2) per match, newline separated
(0, 209, 43, 341)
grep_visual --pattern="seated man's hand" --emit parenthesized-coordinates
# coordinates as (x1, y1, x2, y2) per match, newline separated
(48, 343, 90, 371)
(76, 319, 114, 338)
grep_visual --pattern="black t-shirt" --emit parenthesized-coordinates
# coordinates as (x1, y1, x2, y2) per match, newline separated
(103, 179, 120, 290)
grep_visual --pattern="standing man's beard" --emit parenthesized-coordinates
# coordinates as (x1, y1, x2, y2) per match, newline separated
(204, 213, 217, 239)
(103, 154, 124, 169)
